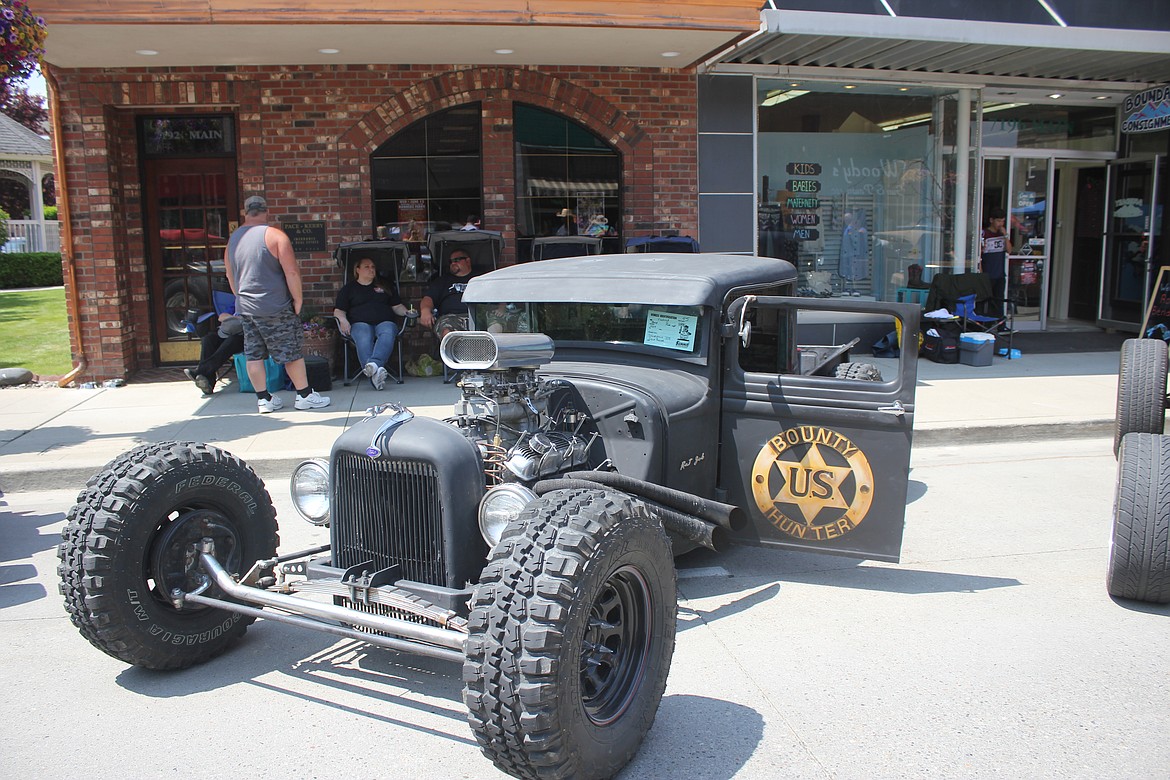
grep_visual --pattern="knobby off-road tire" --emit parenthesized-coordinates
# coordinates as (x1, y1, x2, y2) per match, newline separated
(463, 489, 677, 780)
(1107, 433, 1170, 603)
(57, 441, 279, 669)
(1114, 338, 1167, 456)
(835, 362, 883, 382)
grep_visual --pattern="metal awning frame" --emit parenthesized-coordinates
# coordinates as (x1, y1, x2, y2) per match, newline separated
(703, 9, 1170, 90)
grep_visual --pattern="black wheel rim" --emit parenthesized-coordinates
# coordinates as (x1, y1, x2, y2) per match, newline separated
(579, 564, 653, 726)
(149, 507, 243, 609)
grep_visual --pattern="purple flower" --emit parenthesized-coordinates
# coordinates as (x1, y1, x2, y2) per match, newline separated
(2, 10, 14, 21)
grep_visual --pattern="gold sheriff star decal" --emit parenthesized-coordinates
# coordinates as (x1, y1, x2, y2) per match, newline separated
(751, 426, 875, 542)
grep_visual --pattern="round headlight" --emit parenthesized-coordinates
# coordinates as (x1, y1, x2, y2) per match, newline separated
(478, 484, 537, 547)
(290, 458, 330, 526)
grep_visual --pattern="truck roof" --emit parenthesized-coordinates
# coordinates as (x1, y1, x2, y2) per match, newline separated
(463, 253, 796, 308)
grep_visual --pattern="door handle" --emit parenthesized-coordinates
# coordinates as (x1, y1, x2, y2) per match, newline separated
(877, 400, 905, 416)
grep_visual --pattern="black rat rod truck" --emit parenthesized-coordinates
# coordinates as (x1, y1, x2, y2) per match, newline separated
(58, 253, 921, 780)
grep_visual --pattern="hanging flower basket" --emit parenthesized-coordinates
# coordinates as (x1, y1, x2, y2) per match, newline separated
(0, 1, 46, 86)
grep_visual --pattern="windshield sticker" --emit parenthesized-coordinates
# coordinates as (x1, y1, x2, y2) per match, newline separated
(644, 310, 697, 352)
(751, 426, 874, 542)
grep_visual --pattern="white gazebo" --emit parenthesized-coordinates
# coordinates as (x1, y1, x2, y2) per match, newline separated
(0, 111, 56, 252)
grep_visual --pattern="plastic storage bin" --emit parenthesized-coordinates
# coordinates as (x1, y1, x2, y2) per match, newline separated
(958, 335, 994, 367)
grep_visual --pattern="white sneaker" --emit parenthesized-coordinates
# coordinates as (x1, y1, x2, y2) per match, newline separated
(294, 390, 331, 410)
(372, 366, 388, 391)
(363, 361, 377, 378)
(257, 395, 284, 414)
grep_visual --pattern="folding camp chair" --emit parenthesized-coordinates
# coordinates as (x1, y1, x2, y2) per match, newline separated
(624, 235, 699, 253)
(926, 271, 1013, 353)
(426, 230, 505, 382)
(331, 241, 413, 386)
(427, 229, 503, 276)
(531, 235, 602, 260)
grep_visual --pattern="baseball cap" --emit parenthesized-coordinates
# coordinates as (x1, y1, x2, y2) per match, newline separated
(244, 195, 268, 212)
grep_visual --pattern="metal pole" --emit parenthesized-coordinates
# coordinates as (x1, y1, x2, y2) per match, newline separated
(953, 88, 973, 273)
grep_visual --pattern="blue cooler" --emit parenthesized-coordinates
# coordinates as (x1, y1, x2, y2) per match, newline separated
(958, 334, 994, 367)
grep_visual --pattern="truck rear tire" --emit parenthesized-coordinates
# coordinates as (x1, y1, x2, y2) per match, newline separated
(464, 488, 676, 780)
(1107, 433, 1170, 604)
(1114, 338, 1167, 456)
(57, 442, 279, 669)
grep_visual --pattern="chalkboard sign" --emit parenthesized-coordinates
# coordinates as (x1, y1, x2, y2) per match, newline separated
(1140, 266, 1170, 337)
(280, 220, 327, 253)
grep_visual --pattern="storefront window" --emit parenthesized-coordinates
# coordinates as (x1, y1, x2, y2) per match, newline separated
(757, 82, 961, 301)
(513, 104, 622, 260)
(981, 104, 1116, 152)
(370, 104, 482, 236)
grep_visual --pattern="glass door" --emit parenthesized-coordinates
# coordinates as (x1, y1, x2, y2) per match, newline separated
(143, 158, 237, 363)
(1100, 156, 1165, 330)
(1005, 157, 1053, 329)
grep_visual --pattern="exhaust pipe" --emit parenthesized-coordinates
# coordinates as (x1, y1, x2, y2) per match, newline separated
(565, 470, 746, 531)
(533, 478, 728, 552)
(188, 545, 466, 654)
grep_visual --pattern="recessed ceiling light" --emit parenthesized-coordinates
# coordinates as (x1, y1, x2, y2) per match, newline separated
(1094, 95, 1110, 100)
(789, 82, 800, 87)
(1048, 93, 1063, 99)
(135, 49, 158, 56)
(318, 48, 340, 54)
(843, 85, 856, 89)
(494, 49, 514, 55)
(898, 87, 909, 92)
(661, 51, 680, 58)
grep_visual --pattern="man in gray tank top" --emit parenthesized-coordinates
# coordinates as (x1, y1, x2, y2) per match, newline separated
(224, 195, 330, 413)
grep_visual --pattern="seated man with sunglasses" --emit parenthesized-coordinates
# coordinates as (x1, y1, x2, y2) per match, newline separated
(419, 249, 479, 339)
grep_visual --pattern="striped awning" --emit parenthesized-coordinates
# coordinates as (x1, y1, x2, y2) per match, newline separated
(528, 178, 619, 194)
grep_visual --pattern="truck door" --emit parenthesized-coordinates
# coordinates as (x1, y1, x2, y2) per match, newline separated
(719, 296, 920, 562)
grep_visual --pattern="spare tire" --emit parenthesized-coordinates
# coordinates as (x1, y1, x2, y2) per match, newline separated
(835, 362, 883, 382)
(1114, 338, 1167, 456)
(1107, 433, 1170, 604)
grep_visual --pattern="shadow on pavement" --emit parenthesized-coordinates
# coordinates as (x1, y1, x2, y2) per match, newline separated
(627, 695, 764, 780)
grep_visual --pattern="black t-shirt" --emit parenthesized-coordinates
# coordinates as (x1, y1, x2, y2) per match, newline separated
(426, 272, 477, 317)
(334, 278, 402, 325)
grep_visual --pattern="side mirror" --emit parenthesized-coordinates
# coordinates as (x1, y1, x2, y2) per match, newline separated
(738, 296, 754, 348)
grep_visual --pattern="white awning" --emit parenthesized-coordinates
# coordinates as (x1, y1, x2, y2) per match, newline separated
(711, 10, 1170, 86)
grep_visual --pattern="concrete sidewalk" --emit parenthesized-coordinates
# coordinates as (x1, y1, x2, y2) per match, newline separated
(0, 349, 1121, 492)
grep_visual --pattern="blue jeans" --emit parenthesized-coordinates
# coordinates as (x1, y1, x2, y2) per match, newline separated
(349, 320, 399, 369)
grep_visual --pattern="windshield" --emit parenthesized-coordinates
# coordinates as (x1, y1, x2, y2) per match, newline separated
(469, 302, 706, 357)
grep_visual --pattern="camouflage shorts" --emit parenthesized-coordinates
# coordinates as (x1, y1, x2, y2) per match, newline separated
(483, 305, 530, 334)
(434, 312, 469, 337)
(240, 309, 303, 363)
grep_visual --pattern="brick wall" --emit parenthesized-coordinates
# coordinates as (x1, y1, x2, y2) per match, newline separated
(49, 64, 700, 380)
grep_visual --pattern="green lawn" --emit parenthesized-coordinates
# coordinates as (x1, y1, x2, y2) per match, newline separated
(0, 287, 72, 377)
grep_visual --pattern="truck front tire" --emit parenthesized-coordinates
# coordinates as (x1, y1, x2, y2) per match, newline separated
(464, 488, 677, 780)
(57, 442, 279, 670)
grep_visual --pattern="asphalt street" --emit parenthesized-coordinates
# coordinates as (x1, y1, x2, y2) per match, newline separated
(3, 436, 1167, 779)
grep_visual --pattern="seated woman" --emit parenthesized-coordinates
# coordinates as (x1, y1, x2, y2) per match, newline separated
(333, 256, 414, 390)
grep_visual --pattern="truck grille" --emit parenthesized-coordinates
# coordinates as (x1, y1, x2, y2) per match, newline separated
(331, 454, 446, 586)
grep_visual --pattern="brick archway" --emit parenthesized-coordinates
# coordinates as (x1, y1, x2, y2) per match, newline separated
(337, 67, 652, 260)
